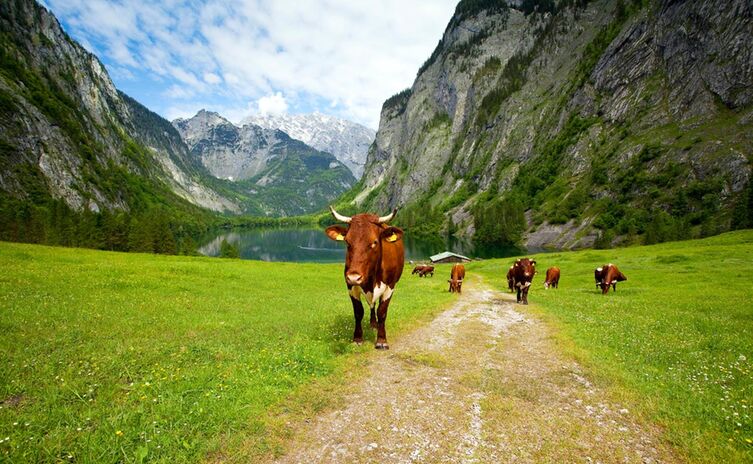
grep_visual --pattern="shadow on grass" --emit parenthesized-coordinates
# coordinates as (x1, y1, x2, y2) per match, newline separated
(324, 311, 380, 354)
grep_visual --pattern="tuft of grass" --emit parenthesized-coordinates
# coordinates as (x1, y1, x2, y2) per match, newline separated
(469, 230, 753, 462)
(0, 242, 455, 462)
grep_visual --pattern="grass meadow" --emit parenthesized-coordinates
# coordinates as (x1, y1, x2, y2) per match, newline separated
(2, 231, 752, 462)
(470, 230, 753, 462)
(0, 243, 455, 463)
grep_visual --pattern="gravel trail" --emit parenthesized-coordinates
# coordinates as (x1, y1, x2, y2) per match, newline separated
(268, 279, 677, 463)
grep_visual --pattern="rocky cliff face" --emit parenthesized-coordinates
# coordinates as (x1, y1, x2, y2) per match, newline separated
(0, 0, 238, 214)
(173, 111, 356, 216)
(352, 0, 753, 248)
(242, 112, 375, 178)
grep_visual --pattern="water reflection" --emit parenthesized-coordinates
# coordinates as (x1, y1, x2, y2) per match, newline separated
(198, 227, 524, 263)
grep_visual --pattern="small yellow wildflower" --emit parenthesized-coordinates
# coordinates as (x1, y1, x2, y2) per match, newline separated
(115, 430, 123, 436)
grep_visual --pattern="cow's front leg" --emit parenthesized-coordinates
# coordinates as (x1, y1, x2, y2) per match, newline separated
(350, 296, 365, 344)
(516, 287, 522, 303)
(522, 286, 530, 305)
(375, 297, 392, 350)
(369, 305, 377, 329)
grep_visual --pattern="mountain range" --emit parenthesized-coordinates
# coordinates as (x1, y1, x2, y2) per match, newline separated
(1, 0, 752, 253)
(242, 112, 374, 178)
(344, 0, 753, 248)
(0, 0, 362, 234)
(172, 110, 355, 216)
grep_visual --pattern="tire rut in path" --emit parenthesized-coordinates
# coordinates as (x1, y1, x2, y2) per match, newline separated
(270, 280, 677, 463)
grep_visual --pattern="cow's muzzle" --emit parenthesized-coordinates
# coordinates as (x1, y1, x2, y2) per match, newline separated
(346, 273, 363, 285)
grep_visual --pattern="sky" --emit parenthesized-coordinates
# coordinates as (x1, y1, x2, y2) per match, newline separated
(41, 0, 459, 129)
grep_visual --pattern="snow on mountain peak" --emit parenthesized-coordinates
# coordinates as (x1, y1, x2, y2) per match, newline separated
(241, 112, 374, 178)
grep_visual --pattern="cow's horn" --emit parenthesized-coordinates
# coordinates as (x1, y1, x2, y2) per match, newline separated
(329, 206, 351, 223)
(377, 207, 398, 224)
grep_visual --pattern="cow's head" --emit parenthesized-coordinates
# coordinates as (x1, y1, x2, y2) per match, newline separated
(325, 206, 403, 287)
(515, 258, 536, 279)
(448, 278, 462, 293)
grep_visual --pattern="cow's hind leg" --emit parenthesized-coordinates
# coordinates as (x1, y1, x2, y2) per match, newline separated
(350, 296, 365, 344)
(375, 297, 393, 350)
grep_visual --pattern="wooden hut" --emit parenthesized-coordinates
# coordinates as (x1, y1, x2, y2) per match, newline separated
(429, 251, 471, 264)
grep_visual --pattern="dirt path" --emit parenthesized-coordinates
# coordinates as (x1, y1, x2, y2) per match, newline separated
(269, 278, 677, 463)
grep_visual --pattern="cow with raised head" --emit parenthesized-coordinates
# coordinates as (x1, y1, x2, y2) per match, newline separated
(448, 263, 465, 293)
(506, 266, 515, 292)
(510, 258, 536, 304)
(544, 267, 560, 289)
(595, 263, 627, 294)
(325, 206, 404, 350)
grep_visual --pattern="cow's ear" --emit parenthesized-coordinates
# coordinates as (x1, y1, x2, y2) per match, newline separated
(325, 225, 348, 241)
(531, 260, 536, 265)
(381, 226, 403, 243)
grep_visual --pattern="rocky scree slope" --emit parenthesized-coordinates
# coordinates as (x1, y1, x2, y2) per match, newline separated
(349, 0, 753, 249)
(173, 110, 356, 216)
(0, 0, 238, 215)
(242, 112, 375, 178)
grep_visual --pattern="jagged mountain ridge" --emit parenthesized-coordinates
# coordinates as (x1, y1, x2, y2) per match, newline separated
(350, 0, 753, 248)
(0, 0, 238, 214)
(242, 112, 375, 178)
(173, 110, 356, 216)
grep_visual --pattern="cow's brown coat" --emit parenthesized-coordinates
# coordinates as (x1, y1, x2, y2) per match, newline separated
(594, 263, 627, 294)
(448, 264, 466, 293)
(510, 258, 536, 304)
(544, 267, 560, 289)
(325, 209, 404, 349)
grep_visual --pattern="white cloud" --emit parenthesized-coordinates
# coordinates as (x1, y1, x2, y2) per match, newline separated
(257, 92, 288, 115)
(46, 0, 459, 129)
(203, 72, 222, 85)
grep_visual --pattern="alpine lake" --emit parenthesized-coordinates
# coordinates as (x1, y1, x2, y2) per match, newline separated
(197, 227, 526, 263)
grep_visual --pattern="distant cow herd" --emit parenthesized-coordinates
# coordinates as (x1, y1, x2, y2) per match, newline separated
(326, 206, 628, 349)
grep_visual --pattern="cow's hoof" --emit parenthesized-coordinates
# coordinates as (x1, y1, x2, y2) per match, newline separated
(353, 338, 363, 345)
(375, 342, 389, 350)
(523, 301, 529, 305)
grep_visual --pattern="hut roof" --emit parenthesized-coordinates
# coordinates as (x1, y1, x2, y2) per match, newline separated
(429, 251, 471, 263)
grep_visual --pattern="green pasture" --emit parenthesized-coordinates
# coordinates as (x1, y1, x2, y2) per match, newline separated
(0, 243, 455, 463)
(470, 230, 753, 462)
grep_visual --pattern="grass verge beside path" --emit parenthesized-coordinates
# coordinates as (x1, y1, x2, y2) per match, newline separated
(0, 243, 455, 463)
(470, 230, 753, 463)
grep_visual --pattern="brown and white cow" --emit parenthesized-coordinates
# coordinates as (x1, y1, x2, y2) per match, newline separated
(325, 206, 404, 350)
(594, 263, 627, 294)
(510, 258, 536, 304)
(544, 266, 560, 289)
(412, 265, 425, 275)
(448, 263, 465, 293)
(506, 265, 515, 292)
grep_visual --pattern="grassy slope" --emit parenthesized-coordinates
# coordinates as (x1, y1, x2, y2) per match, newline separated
(0, 243, 455, 463)
(470, 230, 753, 462)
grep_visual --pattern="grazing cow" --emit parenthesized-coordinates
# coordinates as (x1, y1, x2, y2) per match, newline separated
(594, 263, 627, 294)
(412, 265, 425, 275)
(419, 266, 435, 277)
(510, 258, 536, 304)
(448, 264, 466, 293)
(544, 267, 560, 289)
(325, 206, 404, 349)
(506, 266, 515, 292)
